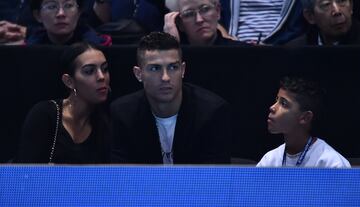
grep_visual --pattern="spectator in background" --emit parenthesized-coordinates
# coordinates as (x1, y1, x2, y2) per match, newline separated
(17, 42, 111, 163)
(220, 0, 306, 45)
(111, 32, 231, 164)
(288, 0, 360, 45)
(26, 0, 111, 45)
(164, 0, 247, 45)
(257, 76, 350, 168)
(88, 0, 168, 44)
(0, 0, 36, 45)
(92, 0, 167, 32)
(0, 20, 26, 44)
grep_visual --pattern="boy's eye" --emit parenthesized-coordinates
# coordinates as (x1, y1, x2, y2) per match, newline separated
(280, 99, 288, 107)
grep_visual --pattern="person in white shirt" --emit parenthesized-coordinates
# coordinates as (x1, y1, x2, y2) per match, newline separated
(257, 76, 350, 168)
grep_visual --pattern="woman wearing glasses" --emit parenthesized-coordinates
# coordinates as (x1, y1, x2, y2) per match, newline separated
(26, 0, 111, 45)
(17, 42, 111, 163)
(164, 0, 247, 45)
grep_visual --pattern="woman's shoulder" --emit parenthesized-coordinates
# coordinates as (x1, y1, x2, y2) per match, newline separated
(27, 99, 62, 117)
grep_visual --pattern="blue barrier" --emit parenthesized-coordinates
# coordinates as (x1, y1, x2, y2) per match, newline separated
(1, 165, 359, 206)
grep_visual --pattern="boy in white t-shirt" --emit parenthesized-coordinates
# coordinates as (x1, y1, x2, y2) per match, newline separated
(257, 76, 350, 168)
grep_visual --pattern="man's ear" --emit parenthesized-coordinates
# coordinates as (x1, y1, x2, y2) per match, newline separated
(33, 10, 42, 23)
(299, 111, 314, 125)
(181, 61, 186, 78)
(303, 9, 316, 25)
(62, 74, 74, 89)
(133, 66, 142, 82)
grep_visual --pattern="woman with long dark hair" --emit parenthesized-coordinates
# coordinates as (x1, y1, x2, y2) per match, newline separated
(17, 42, 111, 163)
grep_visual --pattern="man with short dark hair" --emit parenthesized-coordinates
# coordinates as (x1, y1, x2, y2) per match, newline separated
(111, 32, 231, 164)
(288, 0, 360, 45)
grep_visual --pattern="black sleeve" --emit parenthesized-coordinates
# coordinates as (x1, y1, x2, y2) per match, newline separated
(16, 101, 56, 163)
(110, 104, 132, 163)
(199, 102, 232, 164)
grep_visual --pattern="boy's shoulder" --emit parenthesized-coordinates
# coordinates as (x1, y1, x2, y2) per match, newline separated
(310, 138, 351, 168)
(256, 144, 286, 167)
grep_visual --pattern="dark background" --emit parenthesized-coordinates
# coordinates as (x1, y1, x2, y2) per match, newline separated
(1, 45, 360, 163)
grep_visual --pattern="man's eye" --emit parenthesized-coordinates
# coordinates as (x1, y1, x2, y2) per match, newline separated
(319, 2, 331, 8)
(148, 65, 161, 71)
(168, 64, 179, 71)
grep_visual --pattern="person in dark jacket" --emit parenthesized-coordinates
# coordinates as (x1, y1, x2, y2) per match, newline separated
(288, 0, 360, 45)
(111, 32, 232, 164)
(26, 0, 111, 45)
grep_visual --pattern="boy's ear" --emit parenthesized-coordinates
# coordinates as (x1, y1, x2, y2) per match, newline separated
(299, 111, 314, 125)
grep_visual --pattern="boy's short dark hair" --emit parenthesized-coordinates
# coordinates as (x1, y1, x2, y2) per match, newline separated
(280, 76, 325, 123)
(136, 32, 182, 66)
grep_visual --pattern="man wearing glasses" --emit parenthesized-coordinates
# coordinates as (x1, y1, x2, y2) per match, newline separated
(164, 0, 247, 45)
(288, 0, 360, 45)
(111, 32, 232, 164)
(26, 0, 111, 45)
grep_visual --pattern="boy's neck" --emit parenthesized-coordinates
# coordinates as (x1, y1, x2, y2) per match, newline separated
(284, 132, 315, 155)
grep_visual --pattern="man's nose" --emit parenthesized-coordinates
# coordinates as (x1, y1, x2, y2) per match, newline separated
(331, 2, 342, 15)
(161, 69, 170, 82)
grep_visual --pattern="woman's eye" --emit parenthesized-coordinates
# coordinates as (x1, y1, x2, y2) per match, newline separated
(82, 66, 95, 75)
(101, 63, 109, 73)
(101, 66, 108, 73)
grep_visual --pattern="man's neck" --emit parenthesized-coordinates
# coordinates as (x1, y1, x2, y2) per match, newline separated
(149, 93, 182, 118)
(319, 33, 340, 46)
